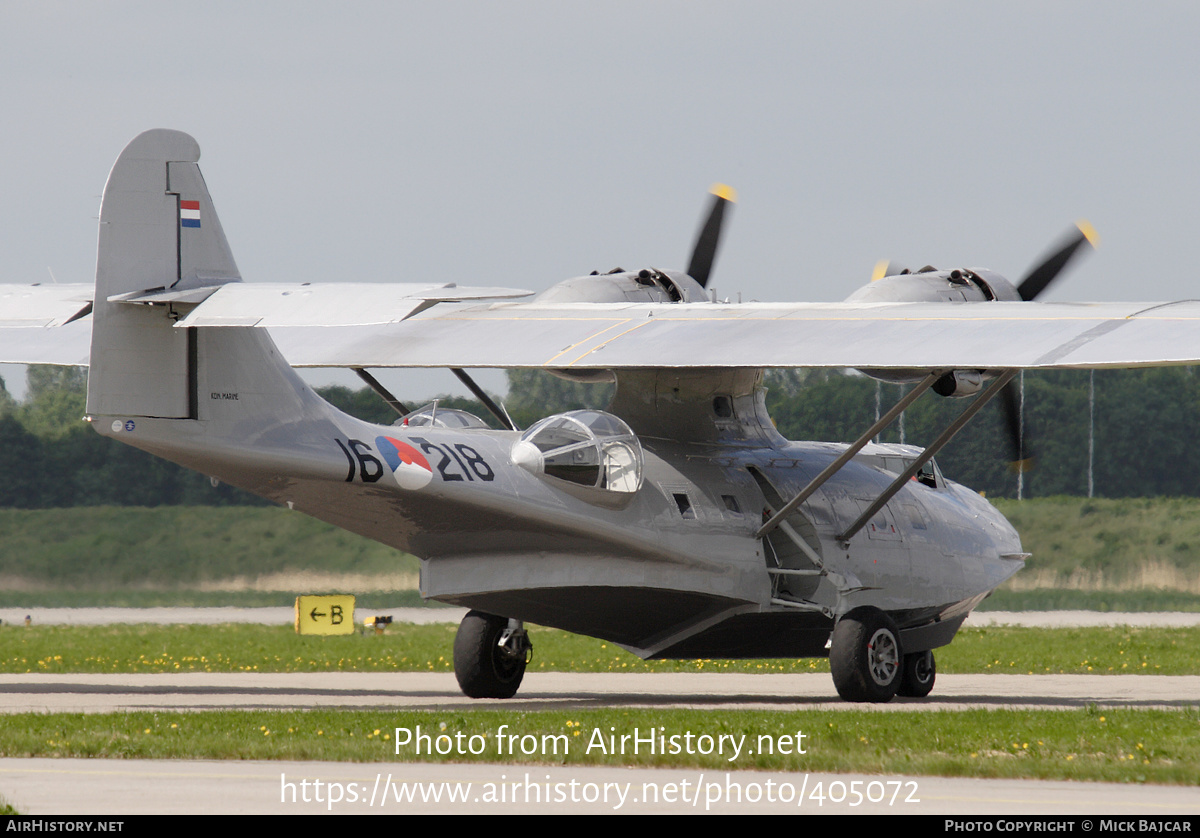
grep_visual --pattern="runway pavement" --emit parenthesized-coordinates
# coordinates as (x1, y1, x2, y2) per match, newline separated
(2, 608, 1196, 714)
(1, 671, 1198, 713)
(1, 610, 1197, 815)
(3, 756, 1197, 815)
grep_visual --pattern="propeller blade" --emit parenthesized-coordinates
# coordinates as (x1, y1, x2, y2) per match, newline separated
(1003, 222, 1096, 473)
(871, 260, 909, 281)
(1016, 221, 1099, 301)
(686, 183, 737, 288)
(1000, 379, 1034, 473)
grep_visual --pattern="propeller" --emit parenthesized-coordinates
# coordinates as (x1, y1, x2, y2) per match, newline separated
(868, 222, 1098, 473)
(686, 184, 737, 288)
(1002, 220, 1099, 472)
(1015, 221, 1099, 301)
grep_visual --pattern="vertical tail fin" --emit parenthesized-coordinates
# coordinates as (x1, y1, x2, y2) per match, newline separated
(87, 129, 242, 418)
(83, 131, 366, 510)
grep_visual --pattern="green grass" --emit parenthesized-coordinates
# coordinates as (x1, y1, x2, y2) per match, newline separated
(993, 496, 1200, 591)
(980, 589, 1200, 612)
(2, 496, 1200, 594)
(0, 589, 434, 609)
(0, 506, 418, 588)
(1, 707, 1195, 785)
(4, 588, 1198, 610)
(4, 497, 1200, 611)
(4, 499, 1198, 789)
(2, 623, 1197, 675)
(2, 622, 1196, 785)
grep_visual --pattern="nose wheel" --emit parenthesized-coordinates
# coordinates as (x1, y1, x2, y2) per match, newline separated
(453, 610, 532, 698)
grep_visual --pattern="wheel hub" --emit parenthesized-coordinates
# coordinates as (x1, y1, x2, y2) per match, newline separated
(866, 628, 899, 686)
(913, 651, 933, 683)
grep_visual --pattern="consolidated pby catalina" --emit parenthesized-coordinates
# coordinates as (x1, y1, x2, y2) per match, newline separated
(5, 130, 1199, 702)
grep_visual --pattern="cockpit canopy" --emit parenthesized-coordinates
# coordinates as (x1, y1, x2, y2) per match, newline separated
(396, 405, 490, 429)
(511, 410, 643, 494)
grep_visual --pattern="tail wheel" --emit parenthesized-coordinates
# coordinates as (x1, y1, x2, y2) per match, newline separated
(898, 650, 936, 698)
(829, 607, 902, 703)
(453, 610, 529, 699)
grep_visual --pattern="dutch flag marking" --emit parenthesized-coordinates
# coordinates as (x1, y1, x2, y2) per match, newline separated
(180, 199, 201, 228)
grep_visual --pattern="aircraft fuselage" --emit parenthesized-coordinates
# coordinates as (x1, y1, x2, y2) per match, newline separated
(93, 378, 1022, 662)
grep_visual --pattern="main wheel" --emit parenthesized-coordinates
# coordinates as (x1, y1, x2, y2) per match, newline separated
(829, 607, 902, 703)
(453, 610, 528, 699)
(898, 650, 936, 698)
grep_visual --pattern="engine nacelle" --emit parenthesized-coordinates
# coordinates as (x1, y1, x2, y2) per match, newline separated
(932, 370, 985, 398)
(536, 268, 706, 304)
(858, 368, 994, 397)
(844, 267, 1021, 304)
(849, 267, 1018, 396)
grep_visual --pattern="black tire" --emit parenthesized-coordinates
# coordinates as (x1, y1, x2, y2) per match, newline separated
(829, 607, 902, 703)
(898, 650, 936, 698)
(453, 610, 527, 699)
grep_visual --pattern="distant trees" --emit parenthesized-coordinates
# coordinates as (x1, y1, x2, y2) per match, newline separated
(501, 366, 1200, 499)
(3, 364, 1199, 506)
(764, 367, 1200, 499)
(505, 370, 613, 430)
(0, 366, 263, 507)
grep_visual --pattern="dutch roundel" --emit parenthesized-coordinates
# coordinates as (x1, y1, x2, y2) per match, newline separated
(375, 436, 433, 489)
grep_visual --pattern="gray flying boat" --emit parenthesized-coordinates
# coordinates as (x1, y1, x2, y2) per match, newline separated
(6, 130, 1200, 702)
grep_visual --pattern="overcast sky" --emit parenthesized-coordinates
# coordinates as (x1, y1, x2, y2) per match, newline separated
(2, 1, 1198, 400)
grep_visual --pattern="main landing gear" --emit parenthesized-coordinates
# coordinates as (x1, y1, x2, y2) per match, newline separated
(453, 610, 532, 698)
(829, 606, 936, 702)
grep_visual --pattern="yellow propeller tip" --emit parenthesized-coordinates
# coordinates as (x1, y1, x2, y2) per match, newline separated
(710, 183, 738, 203)
(871, 259, 891, 282)
(1076, 220, 1100, 247)
(1007, 457, 1036, 474)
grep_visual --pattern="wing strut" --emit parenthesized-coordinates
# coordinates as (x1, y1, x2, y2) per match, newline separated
(451, 368, 517, 431)
(353, 368, 410, 417)
(836, 369, 1019, 544)
(757, 371, 941, 539)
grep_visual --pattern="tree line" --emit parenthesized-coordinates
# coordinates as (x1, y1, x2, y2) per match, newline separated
(0, 364, 1193, 507)
(507, 367, 1200, 500)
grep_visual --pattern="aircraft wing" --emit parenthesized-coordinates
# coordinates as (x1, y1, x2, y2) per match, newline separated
(5, 289, 1200, 372)
(0, 283, 94, 327)
(0, 281, 530, 366)
(0, 284, 94, 366)
(262, 298, 1200, 371)
(167, 282, 533, 327)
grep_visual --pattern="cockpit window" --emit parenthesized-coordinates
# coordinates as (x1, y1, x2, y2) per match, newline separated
(397, 404, 490, 429)
(878, 455, 942, 489)
(512, 410, 643, 493)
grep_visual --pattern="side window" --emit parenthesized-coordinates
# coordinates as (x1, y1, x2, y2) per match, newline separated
(673, 492, 696, 519)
